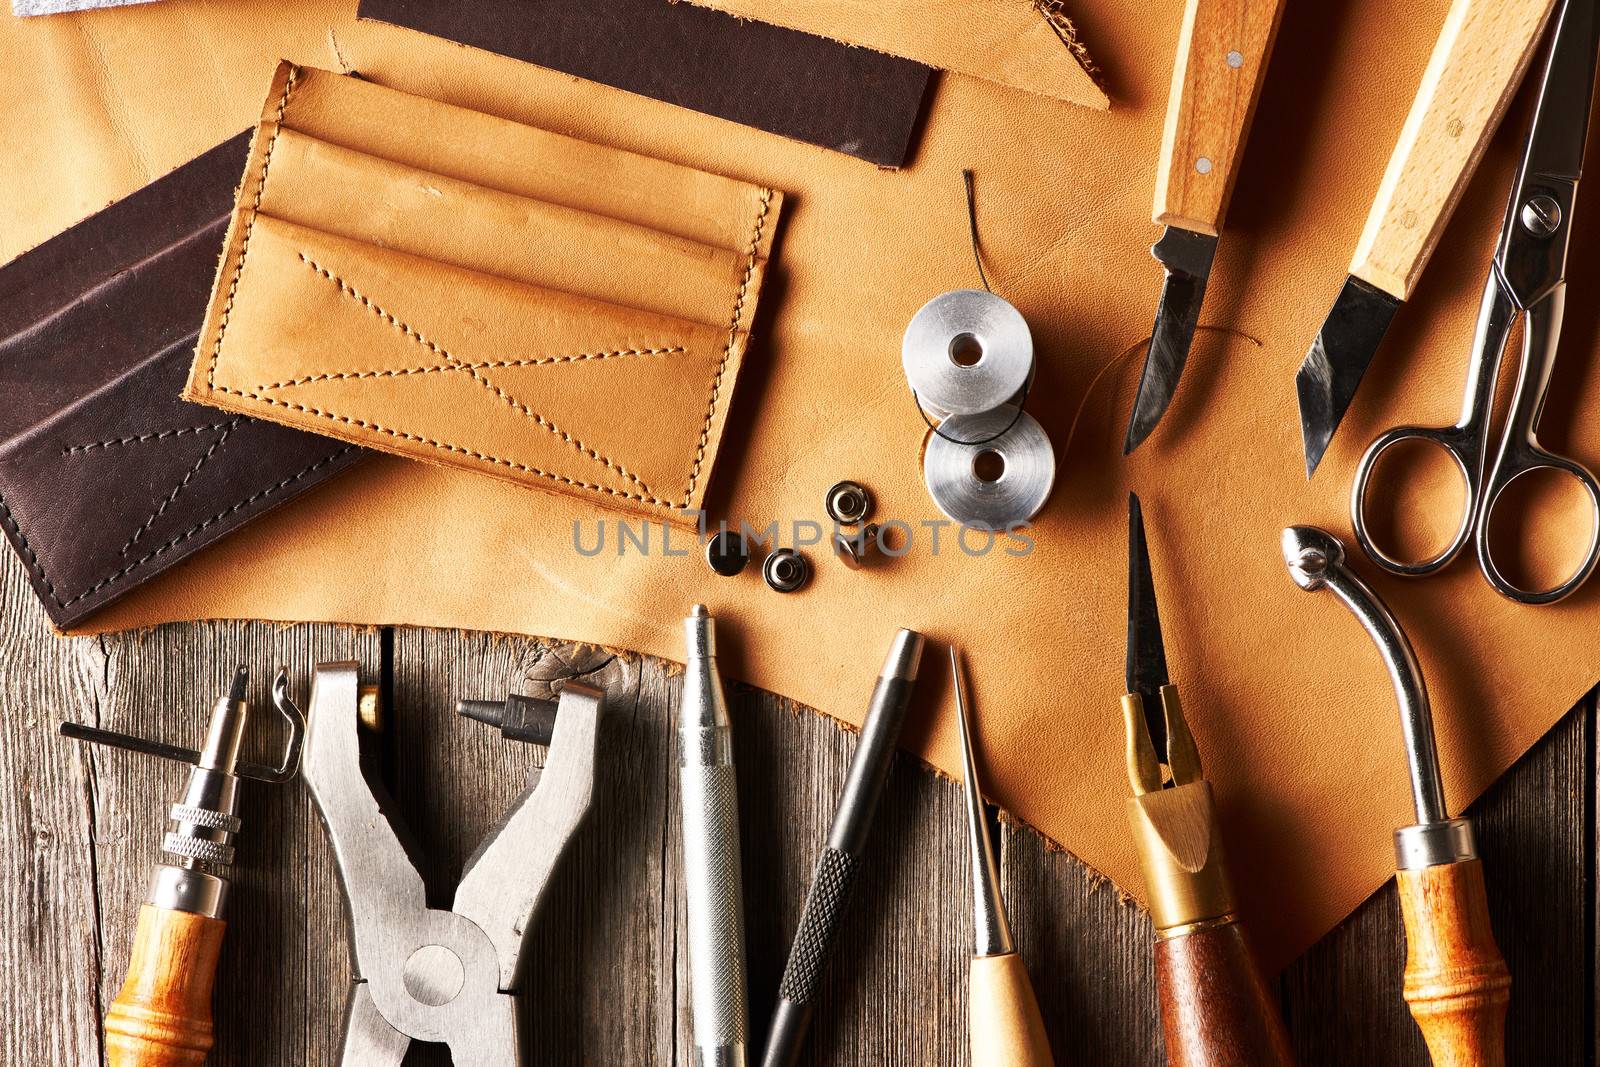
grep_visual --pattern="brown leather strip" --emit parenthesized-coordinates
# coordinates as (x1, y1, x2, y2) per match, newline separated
(356, 0, 932, 167)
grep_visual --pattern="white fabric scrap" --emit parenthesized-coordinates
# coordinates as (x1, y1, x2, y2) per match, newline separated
(14, 0, 163, 15)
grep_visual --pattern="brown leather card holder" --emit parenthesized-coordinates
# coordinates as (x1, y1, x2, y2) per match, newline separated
(186, 64, 783, 526)
(356, 0, 933, 168)
(0, 134, 364, 628)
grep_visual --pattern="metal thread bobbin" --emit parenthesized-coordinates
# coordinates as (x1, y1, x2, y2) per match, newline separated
(923, 406, 1056, 528)
(902, 289, 1034, 422)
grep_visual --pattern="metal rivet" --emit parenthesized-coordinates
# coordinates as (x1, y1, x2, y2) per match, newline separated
(1226, 50, 1244, 68)
(358, 686, 382, 732)
(762, 549, 811, 593)
(1520, 194, 1561, 238)
(825, 481, 874, 525)
(704, 529, 749, 577)
(1195, 157, 1213, 175)
(833, 524, 882, 570)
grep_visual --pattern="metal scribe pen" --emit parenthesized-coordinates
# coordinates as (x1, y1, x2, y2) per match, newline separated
(681, 605, 750, 1067)
(761, 628, 926, 1067)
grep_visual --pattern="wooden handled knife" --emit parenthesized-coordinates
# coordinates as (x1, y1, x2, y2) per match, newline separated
(1295, 0, 1559, 477)
(1125, 0, 1285, 454)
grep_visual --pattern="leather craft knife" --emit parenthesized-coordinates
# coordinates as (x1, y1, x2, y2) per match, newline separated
(1294, 0, 1559, 477)
(1125, 0, 1284, 454)
(1121, 494, 1294, 1066)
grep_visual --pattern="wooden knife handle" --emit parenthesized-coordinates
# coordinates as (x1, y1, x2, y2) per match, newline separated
(1397, 859, 1510, 1067)
(1153, 0, 1285, 235)
(968, 951, 1055, 1067)
(1349, 0, 1557, 300)
(104, 905, 225, 1067)
(1154, 920, 1295, 1067)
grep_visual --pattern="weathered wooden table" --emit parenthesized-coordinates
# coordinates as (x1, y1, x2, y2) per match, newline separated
(0, 549, 1587, 1064)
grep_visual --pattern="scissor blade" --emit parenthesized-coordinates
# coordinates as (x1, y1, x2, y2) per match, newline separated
(1126, 492, 1170, 763)
(1516, 0, 1600, 187)
(1125, 227, 1218, 454)
(1296, 275, 1402, 478)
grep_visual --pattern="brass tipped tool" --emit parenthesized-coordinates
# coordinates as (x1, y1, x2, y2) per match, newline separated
(1123, 494, 1293, 1067)
(950, 648, 1053, 1067)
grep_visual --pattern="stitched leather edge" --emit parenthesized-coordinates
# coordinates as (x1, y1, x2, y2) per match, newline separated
(681, 186, 773, 504)
(0, 444, 358, 615)
(257, 349, 683, 391)
(198, 64, 779, 516)
(204, 64, 297, 391)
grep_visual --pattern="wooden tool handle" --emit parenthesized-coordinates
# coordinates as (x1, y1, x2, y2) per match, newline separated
(1154, 920, 1295, 1067)
(1349, 0, 1557, 300)
(1397, 859, 1510, 1067)
(105, 905, 225, 1067)
(968, 951, 1055, 1067)
(1153, 0, 1285, 235)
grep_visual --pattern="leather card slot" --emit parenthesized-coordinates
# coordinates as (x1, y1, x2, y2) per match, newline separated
(283, 65, 772, 251)
(205, 216, 738, 505)
(0, 214, 228, 440)
(259, 128, 748, 329)
(0, 130, 250, 342)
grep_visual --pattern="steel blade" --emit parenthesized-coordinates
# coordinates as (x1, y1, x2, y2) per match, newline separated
(1126, 492, 1170, 762)
(1295, 275, 1401, 478)
(1124, 227, 1218, 454)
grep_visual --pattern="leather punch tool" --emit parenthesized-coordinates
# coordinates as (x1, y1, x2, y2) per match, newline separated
(1123, 494, 1293, 1067)
(1284, 526, 1509, 1064)
(300, 661, 603, 1065)
(61, 667, 305, 1066)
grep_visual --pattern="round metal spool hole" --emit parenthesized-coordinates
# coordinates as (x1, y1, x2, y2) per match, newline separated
(762, 548, 811, 592)
(825, 481, 874, 525)
(923, 406, 1055, 528)
(902, 289, 1033, 419)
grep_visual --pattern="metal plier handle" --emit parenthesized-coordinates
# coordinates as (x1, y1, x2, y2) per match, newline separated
(301, 662, 602, 1066)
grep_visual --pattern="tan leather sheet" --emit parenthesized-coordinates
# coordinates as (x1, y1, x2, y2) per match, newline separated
(682, 0, 1109, 111)
(5, 0, 1598, 972)
(185, 63, 780, 524)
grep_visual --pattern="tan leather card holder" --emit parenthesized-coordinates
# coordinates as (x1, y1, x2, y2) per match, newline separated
(185, 63, 782, 524)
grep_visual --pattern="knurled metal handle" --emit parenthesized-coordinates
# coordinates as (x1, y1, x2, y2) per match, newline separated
(778, 847, 858, 1005)
(162, 834, 235, 866)
(680, 761, 748, 1047)
(170, 805, 241, 833)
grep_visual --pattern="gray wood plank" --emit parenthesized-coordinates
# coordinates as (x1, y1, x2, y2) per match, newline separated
(1283, 694, 1592, 1066)
(1, 537, 1591, 1066)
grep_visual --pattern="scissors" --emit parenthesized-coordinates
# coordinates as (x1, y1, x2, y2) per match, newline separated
(1351, 0, 1600, 605)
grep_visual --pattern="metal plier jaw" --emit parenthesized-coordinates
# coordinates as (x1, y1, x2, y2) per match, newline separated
(301, 662, 603, 1066)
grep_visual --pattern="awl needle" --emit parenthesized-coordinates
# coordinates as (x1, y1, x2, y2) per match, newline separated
(951, 647, 1054, 1067)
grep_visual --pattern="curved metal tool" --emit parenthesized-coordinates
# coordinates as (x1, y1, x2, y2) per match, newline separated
(1282, 525, 1509, 1061)
(301, 662, 602, 1066)
(1281, 527, 1466, 865)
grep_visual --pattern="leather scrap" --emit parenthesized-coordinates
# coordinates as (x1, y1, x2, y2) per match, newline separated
(357, 0, 933, 168)
(0, 133, 364, 627)
(682, 0, 1108, 109)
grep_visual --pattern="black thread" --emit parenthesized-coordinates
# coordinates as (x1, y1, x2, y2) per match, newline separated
(907, 170, 1029, 448)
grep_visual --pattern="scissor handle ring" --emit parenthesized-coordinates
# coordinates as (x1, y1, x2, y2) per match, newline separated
(1351, 425, 1476, 578)
(1475, 450, 1600, 605)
